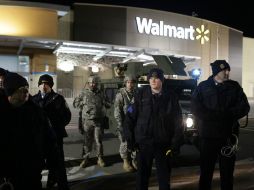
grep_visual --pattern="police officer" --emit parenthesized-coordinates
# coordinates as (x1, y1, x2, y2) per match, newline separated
(73, 75, 109, 168)
(32, 74, 71, 190)
(191, 60, 250, 190)
(124, 68, 182, 190)
(114, 74, 137, 172)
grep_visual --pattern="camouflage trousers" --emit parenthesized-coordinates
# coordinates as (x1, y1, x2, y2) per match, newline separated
(82, 119, 104, 159)
(117, 129, 136, 160)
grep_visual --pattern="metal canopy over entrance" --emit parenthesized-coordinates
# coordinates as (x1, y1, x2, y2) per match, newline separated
(0, 35, 201, 68)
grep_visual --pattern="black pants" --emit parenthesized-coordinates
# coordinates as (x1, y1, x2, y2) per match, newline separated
(199, 138, 236, 190)
(136, 143, 171, 190)
(3, 169, 42, 190)
(47, 138, 69, 190)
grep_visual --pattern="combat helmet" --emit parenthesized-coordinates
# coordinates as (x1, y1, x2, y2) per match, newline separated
(87, 75, 100, 84)
(124, 74, 136, 83)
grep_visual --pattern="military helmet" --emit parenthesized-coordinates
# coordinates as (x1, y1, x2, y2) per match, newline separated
(87, 75, 100, 83)
(124, 74, 136, 83)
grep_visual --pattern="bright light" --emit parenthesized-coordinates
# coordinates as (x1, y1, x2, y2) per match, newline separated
(57, 61, 74, 72)
(186, 117, 194, 128)
(190, 68, 201, 79)
(137, 54, 154, 61)
(45, 64, 49, 72)
(0, 22, 17, 35)
(56, 46, 104, 55)
(91, 65, 99, 73)
(143, 62, 157, 66)
(192, 69, 201, 76)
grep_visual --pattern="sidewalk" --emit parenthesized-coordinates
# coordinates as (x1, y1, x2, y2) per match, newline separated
(41, 127, 254, 190)
(41, 98, 254, 189)
(42, 128, 125, 188)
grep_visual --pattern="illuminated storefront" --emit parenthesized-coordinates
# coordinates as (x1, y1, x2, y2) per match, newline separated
(72, 4, 243, 85)
(0, 3, 243, 95)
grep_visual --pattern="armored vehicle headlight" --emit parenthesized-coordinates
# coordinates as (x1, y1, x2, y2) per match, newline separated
(186, 117, 194, 128)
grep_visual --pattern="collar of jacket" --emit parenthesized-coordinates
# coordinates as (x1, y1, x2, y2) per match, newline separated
(146, 85, 167, 98)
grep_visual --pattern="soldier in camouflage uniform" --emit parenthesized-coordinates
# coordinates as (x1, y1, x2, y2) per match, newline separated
(73, 75, 108, 168)
(114, 75, 137, 172)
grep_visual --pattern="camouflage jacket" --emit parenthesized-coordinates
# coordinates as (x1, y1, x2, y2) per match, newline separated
(114, 87, 135, 128)
(73, 88, 107, 120)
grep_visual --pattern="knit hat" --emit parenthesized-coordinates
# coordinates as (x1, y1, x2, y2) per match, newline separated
(147, 68, 164, 82)
(38, 74, 54, 88)
(3, 72, 28, 96)
(0, 67, 7, 77)
(210, 60, 230, 76)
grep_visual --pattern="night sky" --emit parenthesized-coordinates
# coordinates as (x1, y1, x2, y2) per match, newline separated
(75, 0, 253, 38)
(18, 0, 254, 38)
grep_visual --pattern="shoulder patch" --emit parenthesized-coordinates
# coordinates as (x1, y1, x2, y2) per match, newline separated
(127, 105, 133, 113)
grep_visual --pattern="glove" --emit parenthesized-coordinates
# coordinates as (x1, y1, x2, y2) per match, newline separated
(127, 140, 138, 152)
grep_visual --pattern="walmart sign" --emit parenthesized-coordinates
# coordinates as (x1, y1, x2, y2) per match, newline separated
(136, 17, 195, 40)
(136, 17, 210, 44)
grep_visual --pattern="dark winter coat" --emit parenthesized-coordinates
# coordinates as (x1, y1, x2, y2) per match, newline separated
(191, 76, 250, 138)
(32, 90, 71, 138)
(0, 88, 8, 108)
(124, 85, 182, 147)
(0, 97, 57, 188)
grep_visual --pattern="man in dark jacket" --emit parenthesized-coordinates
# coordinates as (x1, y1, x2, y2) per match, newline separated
(0, 67, 6, 89)
(124, 68, 182, 190)
(0, 72, 57, 190)
(191, 60, 250, 190)
(32, 74, 71, 190)
(0, 68, 8, 107)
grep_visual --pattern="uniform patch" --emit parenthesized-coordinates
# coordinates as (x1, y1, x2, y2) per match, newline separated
(220, 63, 225, 69)
(127, 105, 133, 113)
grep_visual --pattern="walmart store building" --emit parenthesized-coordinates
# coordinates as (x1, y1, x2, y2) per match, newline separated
(0, 2, 253, 97)
(72, 4, 242, 83)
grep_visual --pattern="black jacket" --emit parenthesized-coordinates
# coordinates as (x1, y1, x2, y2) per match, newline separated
(191, 76, 250, 138)
(0, 98, 57, 181)
(0, 88, 8, 108)
(124, 85, 182, 146)
(32, 90, 71, 138)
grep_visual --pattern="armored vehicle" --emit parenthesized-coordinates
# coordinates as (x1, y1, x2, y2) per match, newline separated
(100, 55, 200, 152)
(100, 55, 248, 153)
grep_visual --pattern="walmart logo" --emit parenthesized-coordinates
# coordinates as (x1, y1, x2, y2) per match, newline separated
(136, 17, 210, 45)
(196, 25, 210, 44)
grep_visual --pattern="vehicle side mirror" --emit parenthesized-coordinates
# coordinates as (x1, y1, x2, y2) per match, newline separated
(239, 115, 248, 128)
